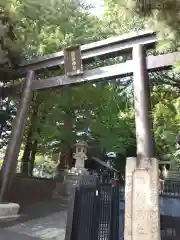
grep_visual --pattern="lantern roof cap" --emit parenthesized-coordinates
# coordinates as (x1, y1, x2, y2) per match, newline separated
(74, 141, 88, 147)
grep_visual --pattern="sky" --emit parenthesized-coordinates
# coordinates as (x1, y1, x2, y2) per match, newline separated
(86, 0, 104, 15)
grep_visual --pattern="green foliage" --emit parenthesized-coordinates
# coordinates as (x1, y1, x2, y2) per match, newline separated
(107, 0, 180, 31)
(0, 98, 18, 148)
(36, 82, 134, 154)
(104, 0, 180, 55)
(0, 0, 105, 63)
(152, 82, 180, 163)
(34, 155, 56, 176)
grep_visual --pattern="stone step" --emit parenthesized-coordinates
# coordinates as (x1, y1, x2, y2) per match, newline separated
(0, 203, 20, 221)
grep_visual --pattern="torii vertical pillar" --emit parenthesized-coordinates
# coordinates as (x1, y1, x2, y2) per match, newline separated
(0, 71, 34, 202)
(124, 45, 160, 240)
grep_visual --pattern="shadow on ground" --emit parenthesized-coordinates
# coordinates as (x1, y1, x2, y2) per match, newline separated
(0, 199, 68, 228)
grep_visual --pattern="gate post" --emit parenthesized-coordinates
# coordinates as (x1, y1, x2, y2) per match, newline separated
(65, 185, 77, 240)
(65, 175, 100, 240)
(0, 71, 34, 201)
(124, 45, 160, 240)
(110, 179, 119, 240)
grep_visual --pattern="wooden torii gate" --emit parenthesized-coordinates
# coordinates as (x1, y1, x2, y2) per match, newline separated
(0, 30, 179, 239)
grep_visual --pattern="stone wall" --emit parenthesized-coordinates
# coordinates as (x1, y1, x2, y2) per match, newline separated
(8, 175, 61, 206)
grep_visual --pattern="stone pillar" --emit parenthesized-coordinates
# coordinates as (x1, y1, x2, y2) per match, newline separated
(124, 44, 160, 240)
(132, 169, 151, 240)
(124, 157, 136, 240)
(150, 158, 160, 239)
(132, 158, 160, 240)
(124, 158, 160, 240)
(133, 44, 155, 162)
(0, 71, 34, 202)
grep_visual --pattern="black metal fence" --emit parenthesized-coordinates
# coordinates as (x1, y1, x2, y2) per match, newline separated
(65, 176, 119, 240)
(161, 215, 180, 240)
(161, 180, 180, 197)
(65, 177, 180, 240)
(160, 180, 180, 239)
(118, 180, 180, 240)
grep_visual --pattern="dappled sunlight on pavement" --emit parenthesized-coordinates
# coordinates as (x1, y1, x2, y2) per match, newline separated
(0, 200, 67, 240)
(5, 211, 66, 240)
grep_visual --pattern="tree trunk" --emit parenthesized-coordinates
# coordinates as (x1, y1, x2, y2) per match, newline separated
(21, 93, 39, 175)
(58, 151, 66, 170)
(21, 126, 33, 175)
(29, 139, 38, 176)
(57, 110, 74, 170)
(58, 142, 73, 169)
(64, 111, 74, 169)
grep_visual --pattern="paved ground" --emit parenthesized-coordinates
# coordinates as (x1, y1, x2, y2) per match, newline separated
(0, 195, 180, 240)
(0, 199, 68, 240)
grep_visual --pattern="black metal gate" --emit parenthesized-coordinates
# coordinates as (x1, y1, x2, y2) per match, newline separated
(65, 176, 119, 240)
(161, 215, 180, 240)
(160, 180, 180, 240)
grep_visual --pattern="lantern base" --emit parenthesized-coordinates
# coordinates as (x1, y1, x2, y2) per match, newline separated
(62, 167, 89, 198)
(68, 167, 88, 176)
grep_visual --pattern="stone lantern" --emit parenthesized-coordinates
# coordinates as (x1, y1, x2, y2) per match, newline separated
(57, 141, 88, 199)
(73, 141, 88, 174)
